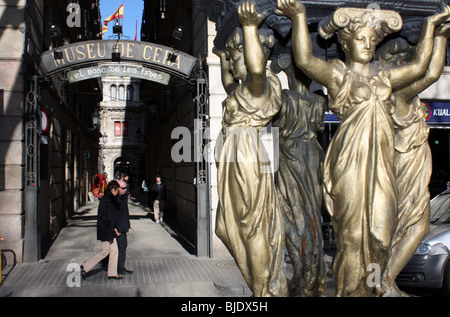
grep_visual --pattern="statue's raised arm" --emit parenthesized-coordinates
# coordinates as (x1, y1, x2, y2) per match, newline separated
(275, 0, 343, 97)
(385, 6, 450, 90)
(238, 1, 267, 95)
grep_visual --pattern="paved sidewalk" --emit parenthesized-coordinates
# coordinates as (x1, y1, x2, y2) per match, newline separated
(0, 193, 251, 297)
(0, 191, 336, 298)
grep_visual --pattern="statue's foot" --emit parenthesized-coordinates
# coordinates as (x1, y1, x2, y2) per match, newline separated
(380, 283, 410, 297)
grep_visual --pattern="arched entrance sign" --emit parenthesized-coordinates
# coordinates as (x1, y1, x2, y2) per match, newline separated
(39, 39, 211, 257)
(40, 40, 198, 83)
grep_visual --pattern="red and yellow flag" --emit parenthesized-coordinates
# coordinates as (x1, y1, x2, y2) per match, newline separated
(102, 3, 124, 38)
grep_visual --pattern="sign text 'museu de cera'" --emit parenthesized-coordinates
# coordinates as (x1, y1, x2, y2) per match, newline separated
(41, 40, 197, 79)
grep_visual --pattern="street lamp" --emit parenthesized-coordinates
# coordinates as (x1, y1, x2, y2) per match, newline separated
(112, 44, 121, 62)
(101, 133, 108, 144)
(91, 109, 99, 127)
(50, 24, 63, 60)
(113, 20, 123, 34)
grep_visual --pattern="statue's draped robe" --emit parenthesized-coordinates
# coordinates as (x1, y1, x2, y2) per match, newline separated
(392, 97, 431, 247)
(323, 60, 397, 297)
(274, 88, 327, 296)
(215, 70, 287, 297)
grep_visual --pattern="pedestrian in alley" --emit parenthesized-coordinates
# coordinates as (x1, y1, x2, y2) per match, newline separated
(80, 180, 123, 280)
(116, 180, 133, 275)
(141, 176, 150, 207)
(122, 173, 131, 199)
(152, 175, 166, 223)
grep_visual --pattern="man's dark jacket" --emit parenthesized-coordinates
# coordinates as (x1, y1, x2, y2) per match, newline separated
(97, 191, 119, 241)
(116, 195, 131, 233)
(152, 182, 166, 200)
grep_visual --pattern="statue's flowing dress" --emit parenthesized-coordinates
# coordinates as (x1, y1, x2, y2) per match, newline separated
(215, 70, 287, 297)
(392, 97, 431, 247)
(274, 88, 327, 296)
(323, 60, 397, 296)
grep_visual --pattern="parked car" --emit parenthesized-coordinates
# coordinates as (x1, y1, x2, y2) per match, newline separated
(397, 189, 450, 295)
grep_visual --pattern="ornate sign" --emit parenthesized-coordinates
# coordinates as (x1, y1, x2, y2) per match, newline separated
(67, 63, 171, 85)
(41, 40, 197, 79)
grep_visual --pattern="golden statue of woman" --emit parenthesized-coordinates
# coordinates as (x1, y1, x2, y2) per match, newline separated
(276, 0, 450, 296)
(271, 54, 327, 296)
(375, 24, 450, 297)
(214, 1, 287, 297)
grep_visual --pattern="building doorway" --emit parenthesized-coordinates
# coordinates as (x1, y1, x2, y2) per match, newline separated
(114, 156, 130, 179)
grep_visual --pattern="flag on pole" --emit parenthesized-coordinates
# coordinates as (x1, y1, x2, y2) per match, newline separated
(134, 16, 138, 40)
(102, 3, 124, 38)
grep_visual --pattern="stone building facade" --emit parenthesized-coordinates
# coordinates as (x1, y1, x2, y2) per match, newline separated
(99, 73, 146, 182)
(0, 0, 102, 263)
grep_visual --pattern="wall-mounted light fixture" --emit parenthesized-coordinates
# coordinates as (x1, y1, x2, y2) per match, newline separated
(172, 26, 183, 41)
(50, 24, 63, 60)
(160, 0, 171, 19)
(49, 24, 61, 38)
(91, 108, 99, 127)
(113, 20, 123, 35)
(101, 133, 108, 144)
(112, 44, 121, 62)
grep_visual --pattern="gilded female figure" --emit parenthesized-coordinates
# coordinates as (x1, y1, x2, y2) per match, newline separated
(276, 0, 450, 296)
(214, 1, 287, 297)
(376, 24, 450, 297)
(271, 54, 327, 296)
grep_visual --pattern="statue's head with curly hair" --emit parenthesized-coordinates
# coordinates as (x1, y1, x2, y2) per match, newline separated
(224, 27, 275, 80)
(225, 27, 275, 58)
(318, 7, 402, 63)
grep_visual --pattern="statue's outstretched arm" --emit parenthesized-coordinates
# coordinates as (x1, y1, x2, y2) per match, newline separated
(239, 1, 268, 97)
(397, 24, 450, 102)
(276, 0, 342, 95)
(388, 7, 450, 90)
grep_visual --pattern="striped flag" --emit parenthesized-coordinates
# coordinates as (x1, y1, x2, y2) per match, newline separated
(102, 3, 124, 38)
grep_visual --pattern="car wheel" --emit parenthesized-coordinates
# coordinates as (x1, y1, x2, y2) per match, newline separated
(444, 260, 450, 297)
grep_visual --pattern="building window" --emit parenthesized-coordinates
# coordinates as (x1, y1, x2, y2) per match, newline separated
(119, 85, 125, 100)
(114, 121, 129, 137)
(127, 86, 133, 101)
(111, 85, 117, 100)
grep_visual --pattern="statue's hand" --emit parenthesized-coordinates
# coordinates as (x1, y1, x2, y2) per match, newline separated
(213, 47, 231, 70)
(275, 0, 305, 19)
(238, 1, 265, 27)
(436, 22, 450, 37)
(427, 6, 450, 27)
(213, 47, 226, 58)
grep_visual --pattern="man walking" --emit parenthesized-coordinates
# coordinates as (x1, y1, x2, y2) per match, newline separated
(152, 175, 166, 223)
(116, 180, 133, 275)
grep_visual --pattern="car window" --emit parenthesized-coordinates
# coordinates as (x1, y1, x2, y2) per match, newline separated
(430, 193, 450, 224)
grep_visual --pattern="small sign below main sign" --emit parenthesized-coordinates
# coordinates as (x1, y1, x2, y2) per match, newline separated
(67, 63, 171, 85)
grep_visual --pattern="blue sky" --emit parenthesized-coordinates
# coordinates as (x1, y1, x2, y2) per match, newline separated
(99, 0, 143, 40)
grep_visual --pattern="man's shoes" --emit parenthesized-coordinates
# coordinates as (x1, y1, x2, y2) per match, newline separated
(119, 268, 133, 274)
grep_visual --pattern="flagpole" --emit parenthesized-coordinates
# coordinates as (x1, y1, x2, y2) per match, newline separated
(134, 15, 138, 41)
(122, 0, 125, 37)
